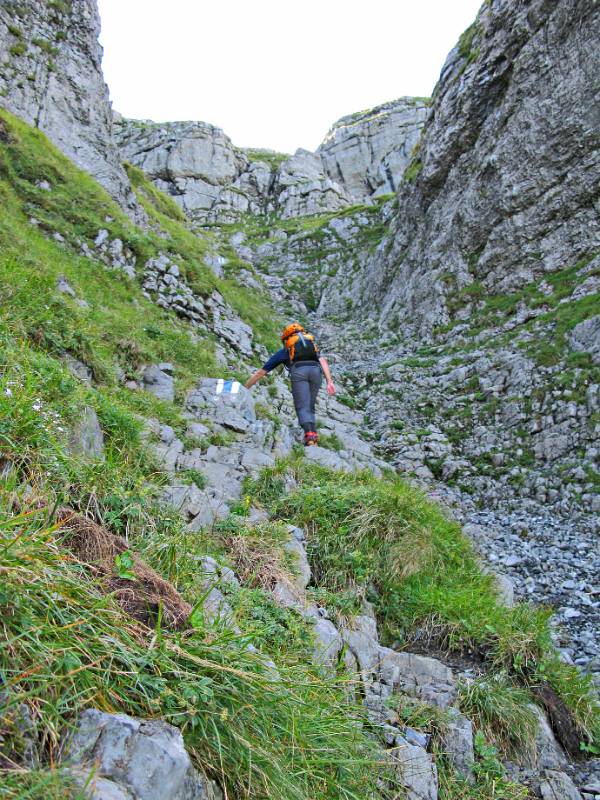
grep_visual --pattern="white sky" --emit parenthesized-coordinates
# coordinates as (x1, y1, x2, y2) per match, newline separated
(97, 0, 482, 154)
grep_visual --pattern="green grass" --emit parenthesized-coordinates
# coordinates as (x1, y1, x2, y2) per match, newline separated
(318, 432, 344, 452)
(0, 508, 393, 800)
(403, 159, 423, 183)
(9, 41, 27, 57)
(244, 148, 290, 169)
(248, 455, 600, 748)
(125, 161, 186, 222)
(458, 22, 481, 66)
(0, 770, 84, 800)
(458, 675, 538, 757)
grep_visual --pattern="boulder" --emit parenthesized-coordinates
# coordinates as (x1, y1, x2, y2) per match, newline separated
(391, 735, 438, 800)
(538, 770, 583, 800)
(69, 406, 104, 461)
(142, 364, 174, 403)
(63, 709, 220, 799)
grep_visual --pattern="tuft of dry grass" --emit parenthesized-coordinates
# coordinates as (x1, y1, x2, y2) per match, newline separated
(56, 506, 192, 629)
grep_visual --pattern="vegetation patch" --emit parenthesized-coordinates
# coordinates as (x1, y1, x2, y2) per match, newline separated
(244, 148, 289, 169)
(458, 674, 538, 757)
(248, 455, 600, 751)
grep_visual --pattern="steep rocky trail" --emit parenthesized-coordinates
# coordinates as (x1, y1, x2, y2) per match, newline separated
(236, 214, 599, 679)
(138, 360, 598, 800)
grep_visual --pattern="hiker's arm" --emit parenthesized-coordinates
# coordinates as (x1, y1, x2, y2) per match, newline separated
(319, 357, 336, 396)
(245, 368, 267, 389)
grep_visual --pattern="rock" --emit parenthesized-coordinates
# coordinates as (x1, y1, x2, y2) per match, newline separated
(0, 2, 140, 217)
(403, 728, 430, 750)
(201, 586, 236, 626)
(539, 770, 583, 800)
(391, 735, 438, 800)
(187, 422, 210, 439)
(142, 364, 174, 403)
(494, 572, 516, 607)
(187, 496, 230, 531)
(523, 706, 567, 771)
(63, 709, 219, 799)
(152, 436, 184, 474)
(57, 275, 76, 297)
(186, 378, 256, 428)
(342, 623, 382, 677)
(205, 254, 226, 278)
(377, 650, 457, 708)
(318, 98, 428, 196)
(67, 771, 134, 799)
(441, 709, 474, 780)
(303, 445, 354, 471)
(69, 406, 104, 460)
(210, 307, 254, 356)
(63, 354, 93, 385)
(310, 617, 343, 667)
(162, 483, 207, 520)
(283, 535, 311, 591)
(198, 556, 239, 591)
(570, 316, 600, 365)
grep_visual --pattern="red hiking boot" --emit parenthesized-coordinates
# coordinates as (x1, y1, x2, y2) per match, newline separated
(304, 431, 318, 447)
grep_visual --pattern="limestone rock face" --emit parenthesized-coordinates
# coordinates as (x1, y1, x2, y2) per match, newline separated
(570, 316, 600, 365)
(318, 98, 428, 197)
(115, 119, 248, 217)
(268, 149, 352, 218)
(333, 0, 600, 337)
(0, 0, 138, 216)
(114, 102, 425, 221)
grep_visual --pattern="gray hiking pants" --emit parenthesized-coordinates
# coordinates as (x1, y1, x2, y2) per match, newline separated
(290, 362, 322, 433)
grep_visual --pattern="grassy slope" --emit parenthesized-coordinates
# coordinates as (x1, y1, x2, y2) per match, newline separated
(0, 109, 387, 800)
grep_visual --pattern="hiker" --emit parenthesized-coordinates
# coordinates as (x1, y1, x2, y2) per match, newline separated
(244, 322, 336, 446)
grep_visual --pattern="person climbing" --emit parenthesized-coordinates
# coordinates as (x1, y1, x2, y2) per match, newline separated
(244, 322, 336, 446)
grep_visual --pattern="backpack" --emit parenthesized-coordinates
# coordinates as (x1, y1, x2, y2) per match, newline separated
(284, 330, 319, 364)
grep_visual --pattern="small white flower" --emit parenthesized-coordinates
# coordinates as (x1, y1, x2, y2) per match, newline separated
(32, 401, 42, 411)
(4, 387, 12, 397)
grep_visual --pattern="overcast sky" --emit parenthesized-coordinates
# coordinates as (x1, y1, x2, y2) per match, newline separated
(97, 0, 483, 154)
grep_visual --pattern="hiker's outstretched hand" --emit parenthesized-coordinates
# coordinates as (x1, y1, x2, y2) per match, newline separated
(326, 382, 336, 396)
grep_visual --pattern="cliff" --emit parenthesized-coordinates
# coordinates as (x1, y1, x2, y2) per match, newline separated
(332, 0, 600, 335)
(0, 0, 139, 216)
(114, 97, 427, 221)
